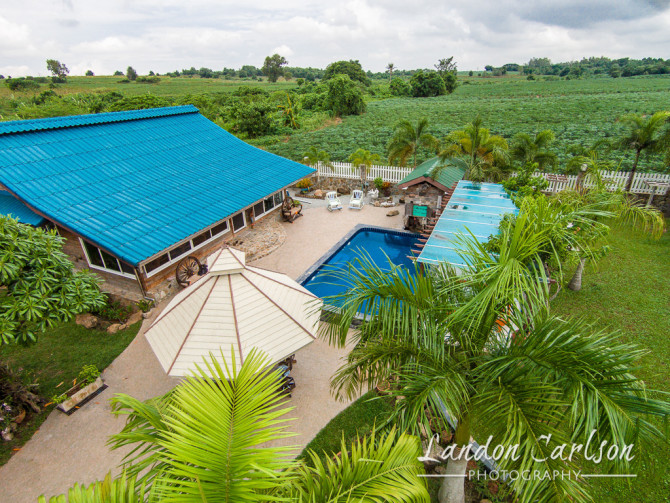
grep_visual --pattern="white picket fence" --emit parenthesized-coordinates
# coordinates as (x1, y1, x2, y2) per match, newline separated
(537, 170, 670, 195)
(314, 161, 413, 184)
(312, 162, 670, 195)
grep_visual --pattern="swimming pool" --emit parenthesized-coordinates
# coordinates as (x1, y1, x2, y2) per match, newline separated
(299, 225, 420, 301)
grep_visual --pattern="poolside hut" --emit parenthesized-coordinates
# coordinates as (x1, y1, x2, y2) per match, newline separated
(145, 247, 321, 377)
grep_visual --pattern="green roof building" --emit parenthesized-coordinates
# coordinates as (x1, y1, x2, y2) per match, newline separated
(396, 157, 465, 192)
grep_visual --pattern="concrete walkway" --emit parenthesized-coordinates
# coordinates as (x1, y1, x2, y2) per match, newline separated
(0, 205, 404, 502)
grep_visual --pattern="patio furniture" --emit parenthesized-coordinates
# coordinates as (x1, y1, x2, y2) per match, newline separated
(326, 191, 342, 212)
(349, 189, 364, 210)
(281, 193, 302, 223)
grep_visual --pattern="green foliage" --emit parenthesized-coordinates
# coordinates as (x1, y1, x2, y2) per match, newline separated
(510, 129, 558, 171)
(387, 117, 438, 167)
(5, 78, 40, 92)
(135, 76, 160, 84)
(125, 67, 137, 81)
(85, 70, 94, 77)
(261, 53, 288, 83)
(228, 100, 276, 137)
(302, 146, 333, 170)
(46, 59, 69, 82)
(502, 163, 549, 197)
(296, 178, 313, 189)
(91, 296, 132, 323)
(77, 364, 100, 386)
(108, 94, 170, 111)
(389, 77, 411, 97)
(442, 72, 458, 94)
(324, 74, 366, 117)
(373, 177, 384, 190)
(0, 217, 105, 344)
(135, 299, 154, 313)
(409, 71, 446, 97)
(323, 60, 370, 85)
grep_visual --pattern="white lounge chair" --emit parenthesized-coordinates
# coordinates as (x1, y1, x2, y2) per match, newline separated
(326, 191, 342, 212)
(349, 189, 364, 210)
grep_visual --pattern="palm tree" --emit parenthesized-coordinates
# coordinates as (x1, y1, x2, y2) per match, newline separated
(387, 118, 439, 168)
(614, 111, 670, 192)
(439, 116, 509, 182)
(320, 210, 670, 503)
(510, 129, 557, 171)
(303, 146, 334, 186)
(349, 148, 381, 188)
(40, 350, 430, 502)
(387, 63, 395, 82)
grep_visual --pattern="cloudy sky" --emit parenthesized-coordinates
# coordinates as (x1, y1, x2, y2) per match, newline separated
(1, 0, 669, 77)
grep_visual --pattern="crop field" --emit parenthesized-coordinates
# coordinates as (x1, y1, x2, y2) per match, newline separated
(263, 74, 670, 171)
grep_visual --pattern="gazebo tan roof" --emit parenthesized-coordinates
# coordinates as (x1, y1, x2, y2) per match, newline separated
(145, 247, 321, 377)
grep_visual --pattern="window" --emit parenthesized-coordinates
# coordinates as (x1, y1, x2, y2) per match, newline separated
(264, 197, 274, 213)
(143, 219, 231, 277)
(253, 201, 265, 218)
(232, 212, 245, 232)
(274, 191, 283, 206)
(80, 239, 136, 279)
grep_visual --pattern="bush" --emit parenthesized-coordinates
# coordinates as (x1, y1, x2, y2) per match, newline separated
(373, 177, 384, 190)
(410, 71, 446, 97)
(389, 77, 411, 97)
(296, 178, 313, 189)
(136, 76, 160, 84)
(91, 296, 133, 323)
(229, 100, 276, 138)
(5, 78, 40, 92)
(324, 74, 366, 117)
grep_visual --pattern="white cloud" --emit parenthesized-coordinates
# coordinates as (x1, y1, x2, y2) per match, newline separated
(0, 1, 668, 76)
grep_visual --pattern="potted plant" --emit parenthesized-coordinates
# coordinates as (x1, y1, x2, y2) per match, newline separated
(52, 365, 104, 414)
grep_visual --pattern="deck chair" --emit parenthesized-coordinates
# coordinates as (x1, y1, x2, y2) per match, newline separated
(349, 189, 364, 210)
(326, 191, 342, 212)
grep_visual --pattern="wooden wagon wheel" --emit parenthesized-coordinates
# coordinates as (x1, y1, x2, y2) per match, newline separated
(175, 256, 202, 287)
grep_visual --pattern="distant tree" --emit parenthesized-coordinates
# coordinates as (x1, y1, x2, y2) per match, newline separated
(389, 77, 411, 96)
(126, 66, 138, 81)
(0, 75, 4, 80)
(468, 71, 473, 77)
(442, 72, 458, 94)
(85, 70, 94, 77)
(435, 57, 457, 75)
(4, 78, 40, 92)
(527, 57, 552, 69)
(609, 64, 621, 78)
(230, 101, 276, 138)
(409, 70, 446, 97)
(148, 70, 155, 76)
(113, 70, 124, 76)
(484, 65, 494, 72)
(323, 60, 369, 85)
(386, 63, 395, 82)
(198, 67, 214, 79)
(296, 78, 305, 87)
(614, 111, 670, 191)
(349, 148, 380, 186)
(324, 74, 366, 117)
(387, 118, 439, 168)
(261, 54, 288, 83)
(283, 70, 292, 81)
(0, 217, 105, 345)
(46, 59, 69, 82)
(510, 130, 558, 171)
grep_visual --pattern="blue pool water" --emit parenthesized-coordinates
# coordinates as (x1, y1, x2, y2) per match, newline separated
(301, 228, 420, 300)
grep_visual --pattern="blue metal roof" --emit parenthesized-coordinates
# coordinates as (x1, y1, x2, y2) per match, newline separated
(0, 106, 314, 265)
(0, 191, 45, 226)
(417, 181, 518, 268)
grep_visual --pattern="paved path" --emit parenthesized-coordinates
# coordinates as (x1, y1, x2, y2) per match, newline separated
(0, 205, 404, 503)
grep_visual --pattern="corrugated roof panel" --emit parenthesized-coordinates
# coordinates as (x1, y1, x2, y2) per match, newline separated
(0, 191, 46, 226)
(0, 106, 314, 265)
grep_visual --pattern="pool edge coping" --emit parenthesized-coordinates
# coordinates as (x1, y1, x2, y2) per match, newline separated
(296, 224, 418, 285)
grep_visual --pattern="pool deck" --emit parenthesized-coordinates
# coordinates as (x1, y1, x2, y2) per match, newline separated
(0, 204, 405, 502)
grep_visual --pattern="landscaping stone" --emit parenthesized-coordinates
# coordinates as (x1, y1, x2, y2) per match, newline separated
(75, 313, 99, 329)
(107, 323, 122, 334)
(313, 189, 323, 197)
(386, 210, 399, 217)
(126, 311, 143, 326)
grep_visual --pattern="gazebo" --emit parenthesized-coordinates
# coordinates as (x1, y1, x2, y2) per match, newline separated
(145, 247, 322, 377)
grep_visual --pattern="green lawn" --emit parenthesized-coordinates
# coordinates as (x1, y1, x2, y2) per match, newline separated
(551, 225, 670, 502)
(0, 321, 140, 465)
(298, 390, 395, 465)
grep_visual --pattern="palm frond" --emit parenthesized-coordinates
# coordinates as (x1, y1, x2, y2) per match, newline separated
(38, 472, 149, 503)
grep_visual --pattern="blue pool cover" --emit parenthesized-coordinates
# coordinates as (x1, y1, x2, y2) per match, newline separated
(417, 180, 518, 268)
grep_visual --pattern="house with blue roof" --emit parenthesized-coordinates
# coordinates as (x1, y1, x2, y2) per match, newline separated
(0, 105, 314, 298)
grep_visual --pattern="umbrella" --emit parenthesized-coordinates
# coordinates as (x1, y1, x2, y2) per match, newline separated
(145, 247, 322, 377)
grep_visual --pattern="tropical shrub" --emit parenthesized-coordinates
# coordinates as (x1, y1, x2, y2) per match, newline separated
(410, 71, 446, 97)
(324, 74, 366, 117)
(389, 77, 411, 96)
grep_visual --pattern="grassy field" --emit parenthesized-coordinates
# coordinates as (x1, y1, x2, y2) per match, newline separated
(552, 225, 670, 502)
(263, 75, 670, 169)
(0, 321, 141, 465)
